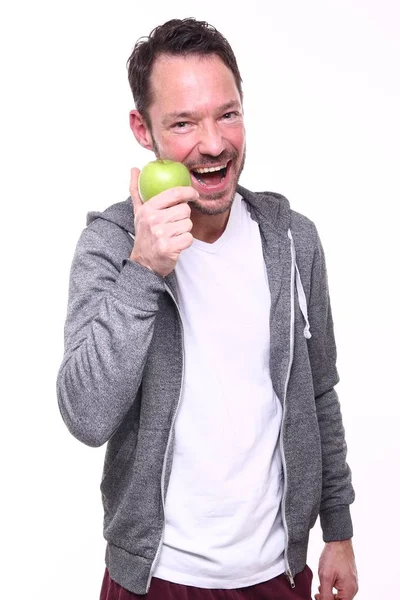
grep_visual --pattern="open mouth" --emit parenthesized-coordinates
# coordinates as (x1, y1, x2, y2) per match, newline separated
(190, 161, 231, 188)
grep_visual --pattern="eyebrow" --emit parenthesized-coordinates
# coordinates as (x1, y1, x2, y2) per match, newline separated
(162, 100, 241, 126)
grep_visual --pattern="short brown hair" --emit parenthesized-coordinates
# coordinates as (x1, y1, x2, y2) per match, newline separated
(127, 18, 243, 127)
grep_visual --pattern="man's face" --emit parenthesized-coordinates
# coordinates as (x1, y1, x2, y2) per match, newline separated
(143, 54, 246, 216)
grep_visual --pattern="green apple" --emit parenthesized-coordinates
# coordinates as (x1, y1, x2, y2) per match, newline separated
(138, 159, 192, 202)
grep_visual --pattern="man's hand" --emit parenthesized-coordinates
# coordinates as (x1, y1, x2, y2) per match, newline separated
(129, 167, 198, 277)
(315, 539, 358, 600)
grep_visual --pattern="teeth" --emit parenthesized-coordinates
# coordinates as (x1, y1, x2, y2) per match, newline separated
(193, 163, 227, 174)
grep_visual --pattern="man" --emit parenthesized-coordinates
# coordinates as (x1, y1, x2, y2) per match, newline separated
(57, 18, 358, 600)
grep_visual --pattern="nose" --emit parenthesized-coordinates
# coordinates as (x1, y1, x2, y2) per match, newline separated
(197, 121, 225, 156)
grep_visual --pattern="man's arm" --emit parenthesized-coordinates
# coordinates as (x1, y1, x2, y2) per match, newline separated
(57, 171, 197, 448)
(306, 224, 358, 599)
(56, 224, 166, 447)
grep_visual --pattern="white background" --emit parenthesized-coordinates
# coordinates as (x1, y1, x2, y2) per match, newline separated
(1, 1, 399, 598)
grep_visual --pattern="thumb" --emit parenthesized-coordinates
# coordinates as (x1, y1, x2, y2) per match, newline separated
(129, 167, 142, 215)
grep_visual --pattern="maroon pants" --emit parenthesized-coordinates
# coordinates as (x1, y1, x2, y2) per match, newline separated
(100, 566, 313, 599)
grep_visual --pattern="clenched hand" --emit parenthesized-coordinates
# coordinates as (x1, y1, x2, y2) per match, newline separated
(129, 167, 198, 277)
(315, 539, 358, 600)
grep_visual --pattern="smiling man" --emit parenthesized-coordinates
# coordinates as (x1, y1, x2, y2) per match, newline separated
(131, 53, 245, 215)
(56, 18, 358, 600)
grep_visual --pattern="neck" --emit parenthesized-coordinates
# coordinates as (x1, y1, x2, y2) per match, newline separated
(190, 209, 231, 243)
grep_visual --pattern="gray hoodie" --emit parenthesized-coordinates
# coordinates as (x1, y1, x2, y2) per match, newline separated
(56, 184, 355, 594)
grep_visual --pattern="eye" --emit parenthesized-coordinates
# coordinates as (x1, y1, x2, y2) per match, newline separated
(222, 111, 240, 121)
(172, 121, 189, 129)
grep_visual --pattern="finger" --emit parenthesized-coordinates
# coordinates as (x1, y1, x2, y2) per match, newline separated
(315, 585, 339, 600)
(152, 219, 193, 242)
(129, 168, 142, 214)
(151, 185, 199, 209)
(169, 217, 193, 237)
(170, 231, 193, 252)
(161, 201, 191, 224)
(318, 584, 335, 600)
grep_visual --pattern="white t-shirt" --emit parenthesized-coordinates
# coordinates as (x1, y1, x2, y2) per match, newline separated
(153, 194, 286, 588)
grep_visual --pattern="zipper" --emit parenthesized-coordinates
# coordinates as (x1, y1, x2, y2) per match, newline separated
(145, 281, 185, 592)
(280, 230, 296, 590)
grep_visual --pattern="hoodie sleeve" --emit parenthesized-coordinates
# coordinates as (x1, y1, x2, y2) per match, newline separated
(56, 223, 166, 447)
(307, 224, 355, 541)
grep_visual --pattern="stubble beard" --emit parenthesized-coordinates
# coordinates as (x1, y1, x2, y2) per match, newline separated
(190, 146, 246, 216)
(151, 132, 246, 217)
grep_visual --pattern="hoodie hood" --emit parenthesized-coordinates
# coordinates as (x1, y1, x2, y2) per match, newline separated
(86, 184, 292, 236)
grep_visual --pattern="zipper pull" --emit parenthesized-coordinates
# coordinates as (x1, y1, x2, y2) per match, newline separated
(286, 569, 295, 589)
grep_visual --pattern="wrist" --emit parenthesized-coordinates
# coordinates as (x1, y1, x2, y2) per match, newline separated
(130, 251, 155, 274)
(326, 539, 353, 546)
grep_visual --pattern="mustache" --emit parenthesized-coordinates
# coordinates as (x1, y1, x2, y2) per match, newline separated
(185, 152, 237, 169)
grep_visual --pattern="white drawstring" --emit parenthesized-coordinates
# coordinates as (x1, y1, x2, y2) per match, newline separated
(288, 229, 312, 339)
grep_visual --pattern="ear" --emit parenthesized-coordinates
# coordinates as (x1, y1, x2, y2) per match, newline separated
(129, 110, 154, 151)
